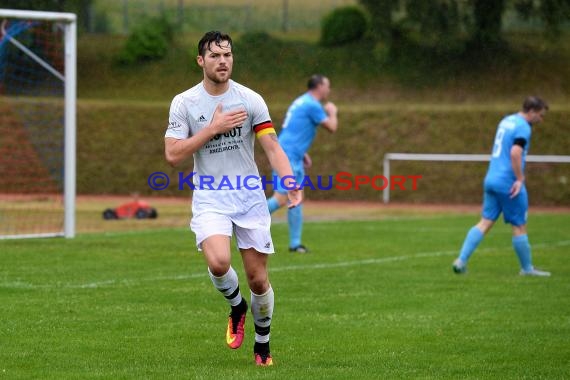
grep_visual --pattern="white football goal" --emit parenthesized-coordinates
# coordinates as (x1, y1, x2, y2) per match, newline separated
(0, 9, 76, 239)
(382, 153, 570, 203)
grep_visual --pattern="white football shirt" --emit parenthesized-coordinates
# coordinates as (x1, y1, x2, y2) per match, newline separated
(166, 79, 275, 216)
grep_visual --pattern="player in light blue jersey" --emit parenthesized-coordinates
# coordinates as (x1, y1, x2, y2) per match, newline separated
(267, 74, 338, 253)
(452, 96, 550, 276)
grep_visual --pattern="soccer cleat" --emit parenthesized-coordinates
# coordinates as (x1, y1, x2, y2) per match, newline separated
(452, 258, 467, 274)
(519, 267, 551, 277)
(226, 300, 247, 349)
(254, 352, 273, 366)
(254, 342, 273, 366)
(289, 244, 309, 253)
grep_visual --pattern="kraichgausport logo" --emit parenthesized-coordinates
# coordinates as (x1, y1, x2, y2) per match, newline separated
(147, 172, 422, 192)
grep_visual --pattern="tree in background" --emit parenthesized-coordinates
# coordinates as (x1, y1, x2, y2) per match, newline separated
(359, 0, 570, 49)
(471, 0, 507, 46)
(404, 0, 464, 44)
(358, 0, 396, 41)
(515, 0, 570, 40)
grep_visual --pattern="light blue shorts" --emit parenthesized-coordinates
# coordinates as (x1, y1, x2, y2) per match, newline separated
(482, 185, 528, 226)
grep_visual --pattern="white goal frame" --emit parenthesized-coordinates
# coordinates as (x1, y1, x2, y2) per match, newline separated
(382, 153, 570, 204)
(0, 9, 76, 238)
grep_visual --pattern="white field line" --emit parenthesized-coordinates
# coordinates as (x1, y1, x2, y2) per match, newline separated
(2, 240, 569, 290)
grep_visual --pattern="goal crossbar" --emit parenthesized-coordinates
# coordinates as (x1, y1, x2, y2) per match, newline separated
(0, 9, 76, 22)
(0, 9, 76, 238)
(382, 153, 570, 203)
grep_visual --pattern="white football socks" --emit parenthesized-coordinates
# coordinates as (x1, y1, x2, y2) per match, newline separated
(251, 286, 274, 343)
(208, 266, 243, 307)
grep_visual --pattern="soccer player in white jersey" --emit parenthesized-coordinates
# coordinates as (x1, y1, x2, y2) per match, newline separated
(164, 31, 301, 366)
(452, 96, 550, 276)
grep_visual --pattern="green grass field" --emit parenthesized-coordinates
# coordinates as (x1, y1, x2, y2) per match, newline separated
(1, 210, 569, 379)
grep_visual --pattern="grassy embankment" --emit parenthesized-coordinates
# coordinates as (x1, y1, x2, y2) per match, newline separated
(75, 31, 570, 204)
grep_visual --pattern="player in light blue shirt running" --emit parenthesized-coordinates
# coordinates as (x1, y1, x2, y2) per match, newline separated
(452, 96, 550, 276)
(267, 74, 338, 253)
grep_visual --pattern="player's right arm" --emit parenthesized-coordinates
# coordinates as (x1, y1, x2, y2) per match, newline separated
(320, 102, 338, 133)
(258, 132, 302, 208)
(165, 103, 247, 167)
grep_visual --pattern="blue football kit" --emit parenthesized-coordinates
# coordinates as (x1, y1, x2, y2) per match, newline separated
(273, 92, 327, 193)
(267, 92, 328, 250)
(482, 113, 531, 226)
(455, 112, 536, 273)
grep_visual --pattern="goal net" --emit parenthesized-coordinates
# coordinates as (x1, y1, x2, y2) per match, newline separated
(0, 9, 76, 239)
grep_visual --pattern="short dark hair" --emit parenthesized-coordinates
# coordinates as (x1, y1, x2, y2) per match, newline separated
(522, 96, 549, 113)
(307, 74, 326, 90)
(198, 31, 232, 57)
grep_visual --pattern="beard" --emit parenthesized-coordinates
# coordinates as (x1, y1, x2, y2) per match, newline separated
(205, 67, 232, 84)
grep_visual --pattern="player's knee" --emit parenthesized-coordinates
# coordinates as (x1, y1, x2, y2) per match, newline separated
(246, 271, 269, 294)
(208, 260, 231, 277)
(512, 224, 527, 236)
(477, 218, 495, 234)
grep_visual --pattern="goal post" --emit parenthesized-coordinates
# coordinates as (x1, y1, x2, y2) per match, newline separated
(382, 153, 570, 204)
(0, 9, 76, 239)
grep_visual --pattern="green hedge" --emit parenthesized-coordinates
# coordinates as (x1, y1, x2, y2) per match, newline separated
(115, 17, 174, 65)
(320, 6, 369, 46)
(77, 103, 570, 206)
